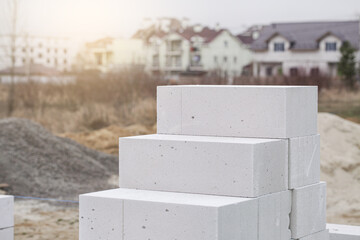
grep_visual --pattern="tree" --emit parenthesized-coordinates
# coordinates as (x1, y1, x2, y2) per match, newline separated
(338, 41, 356, 89)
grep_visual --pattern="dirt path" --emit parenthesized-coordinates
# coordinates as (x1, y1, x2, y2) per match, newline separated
(14, 201, 78, 240)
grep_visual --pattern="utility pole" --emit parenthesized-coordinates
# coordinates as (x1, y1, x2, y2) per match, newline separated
(7, 0, 17, 116)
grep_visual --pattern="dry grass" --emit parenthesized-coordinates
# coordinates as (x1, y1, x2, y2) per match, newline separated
(319, 88, 360, 123)
(1, 71, 359, 133)
(0, 71, 159, 133)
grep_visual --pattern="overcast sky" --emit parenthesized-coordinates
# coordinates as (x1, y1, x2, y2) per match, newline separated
(1, 0, 360, 41)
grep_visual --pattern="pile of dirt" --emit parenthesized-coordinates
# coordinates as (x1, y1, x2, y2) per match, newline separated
(319, 113, 360, 225)
(0, 118, 118, 200)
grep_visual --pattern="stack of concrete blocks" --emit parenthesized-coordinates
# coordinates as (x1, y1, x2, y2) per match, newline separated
(80, 86, 328, 240)
(0, 195, 14, 240)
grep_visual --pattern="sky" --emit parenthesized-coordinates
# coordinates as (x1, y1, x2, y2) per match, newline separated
(0, 0, 360, 41)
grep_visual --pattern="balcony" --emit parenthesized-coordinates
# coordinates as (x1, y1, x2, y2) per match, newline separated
(189, 64, 204, 72)
(164, 63, 183, 71)
(166, 49, 182, 55)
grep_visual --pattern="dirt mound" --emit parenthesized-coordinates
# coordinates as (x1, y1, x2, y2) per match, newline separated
(0, 118, 117, 200)
(319, 113, 360, 225)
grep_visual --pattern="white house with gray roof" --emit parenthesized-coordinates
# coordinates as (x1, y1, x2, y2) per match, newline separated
(250, 20, 360, 78)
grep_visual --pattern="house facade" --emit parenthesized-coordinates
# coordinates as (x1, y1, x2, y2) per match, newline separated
(136, 19, 253, 78)
(251, 21, 360, 78)
(79, 37, 145, 73)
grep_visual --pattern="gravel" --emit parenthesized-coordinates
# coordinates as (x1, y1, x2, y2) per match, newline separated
(0, 118, 118, 200)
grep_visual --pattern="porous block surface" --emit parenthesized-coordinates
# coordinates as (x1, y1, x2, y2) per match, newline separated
(289, 134, 320, 189)
(291, 182, 327, 239)
(119, 134, 288, 197)
(0, 195, 14, 229)
(259, 190, 291, 240)
(157, 85, 318, 138)
(293, 230, 330, 240)
(0, 227, 14, 240)
(327, 224, 360, 240)
(79, 188, 258, 240)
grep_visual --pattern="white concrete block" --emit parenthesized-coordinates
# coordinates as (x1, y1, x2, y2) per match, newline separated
(79, 188, 258, 240)
(0, 227, 14, 240)
(157, 85, 318, 138)
(289, 135, 320, 189)
(327, 224, 360, 240)
(119, 134, 288, 197)
(259, 190, 291, 240)
(157, 86, 182, 134)
(291, 182, 327, 239)
(294, 230, 330, 240)
(0, 195, 14, 229)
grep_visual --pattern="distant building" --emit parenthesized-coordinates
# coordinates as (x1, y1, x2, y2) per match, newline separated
(250, 20, 360, 78)
(79, 37, 145, 73)
(0, 35, 74, 73)
(134, 18, 253, 79)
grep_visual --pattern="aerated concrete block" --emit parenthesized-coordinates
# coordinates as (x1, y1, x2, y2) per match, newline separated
(259, 190, 291, 240)
(0, 227, 14, 240)
(0, 195, 14, 229)
(119, 134, 288, 197)
(157, 85, 318, 138)
(291, 182, 327, 239)
(327, 224, 360, 240)
(289, 135, 320, 189)
(293, 230, 329, 240)
(79, 188, 258, 240)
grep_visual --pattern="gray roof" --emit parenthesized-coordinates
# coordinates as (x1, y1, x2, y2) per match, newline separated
(251, 20, 359, 51)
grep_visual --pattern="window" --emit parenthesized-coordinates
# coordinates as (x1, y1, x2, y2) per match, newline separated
(64, 59, 67, 64)
(233, 56, 237, 63)
(274, 42, 285, 52)
(47, 48, 50, 53)
(325, 42, 337, 51)
(22, 58, 26, 63)
(266, 67, 272, 77)
(223, 56, 228, 63)
(22, 47, 26, 53)
(290, 67, 298, 77)
(38, 53, 42, 58)
(310, 67, 320, 76)
(47, 59, 50, 63)
(224, 41, 228, 48)
(214, 56, 218, 63)
(64, 49, 67, 54)
(38, 42, 43, 48)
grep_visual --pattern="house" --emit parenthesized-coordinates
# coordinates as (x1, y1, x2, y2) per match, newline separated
(135, 18, 253, 79)
(251, 20, 360, 78)
(79, 37, 145, 73)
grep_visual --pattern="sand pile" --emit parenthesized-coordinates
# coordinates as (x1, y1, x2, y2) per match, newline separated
(0, 118, 117, 200)
(319, 113, 360, 225)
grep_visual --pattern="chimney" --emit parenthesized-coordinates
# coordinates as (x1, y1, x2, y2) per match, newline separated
(215, 22, 221, 31)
